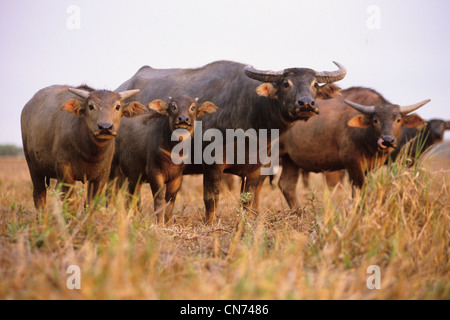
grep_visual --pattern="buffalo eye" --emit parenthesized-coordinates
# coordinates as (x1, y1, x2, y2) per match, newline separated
(314, 82, 319, 88)
(373, 118, 378, 124)
(190, 104, 196, 112)
(171, 103, 177, 111)
(282, 81, 290, 89)
(89, 104, 94, 111)
(115, 105, 121, 111)
(397, 118, 401, 123)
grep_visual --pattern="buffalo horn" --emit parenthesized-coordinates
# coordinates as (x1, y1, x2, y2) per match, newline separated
(399, 99, 430, 115)
(68, 88, 90, 100)
(344, 99, 375, 115)
(244, 66, 285, 83)
(314, 61, 347, 83)
(119, 89, 140, 100)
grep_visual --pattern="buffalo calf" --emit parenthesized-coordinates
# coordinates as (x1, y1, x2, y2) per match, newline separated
(112, 95, 218, 224)
(21, 85, 147, 209)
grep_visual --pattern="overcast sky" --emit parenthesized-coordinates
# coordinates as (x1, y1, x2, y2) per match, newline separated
(1, 0, 449, 146)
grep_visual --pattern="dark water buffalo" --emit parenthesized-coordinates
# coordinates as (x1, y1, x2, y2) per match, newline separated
(112, 96, 218, 223)
(21, 85, 147, 209)
(274, 87, 429, 208)
(388, 118, 450, 164)
(115, 60, 346, 223)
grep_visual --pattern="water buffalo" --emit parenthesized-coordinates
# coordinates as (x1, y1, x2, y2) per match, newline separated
(269, 87, 390, 189)
(111, 96, 218, 223)
(388, 118, 450, 164)
(21, 85, 147, 209)
(115, 60, 346, 223)
(274, 88, 429, 208)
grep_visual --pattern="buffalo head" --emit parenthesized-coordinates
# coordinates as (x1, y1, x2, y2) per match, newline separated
(426, 119, 450, 144)
(345, 99, 430, 152)
(245, 61, 346, 121)
(148, 95, 219, 134)
(61, 88, 148, 140)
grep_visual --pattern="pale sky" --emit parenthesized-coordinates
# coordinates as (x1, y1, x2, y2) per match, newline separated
(1, 0, 449, 146)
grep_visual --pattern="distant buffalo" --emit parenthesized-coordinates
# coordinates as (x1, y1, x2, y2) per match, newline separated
(388, 118, 450, 165)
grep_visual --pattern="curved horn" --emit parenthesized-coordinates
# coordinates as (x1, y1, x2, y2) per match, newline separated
(314, 61, 347, 83)
(344, 99, 375, 115)
(399, 99, 430, 115)
(119, 89, 140, 100)
(68, 88, 90, 99)
(244, 65, 285, 83)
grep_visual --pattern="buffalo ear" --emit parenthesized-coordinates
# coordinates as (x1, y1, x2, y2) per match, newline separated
(148, 99, 168, 115)
(403, 113, 425, 128)
(316, 84, 342, 99)
(197, 101, 219, 117)
(122, 101, 148, 117)
(61, 99, 85, 117)
(256, 83, 278, 99)
(347, 115, 371, 128)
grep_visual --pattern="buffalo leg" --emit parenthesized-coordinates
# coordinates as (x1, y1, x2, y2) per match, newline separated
(278, 156, 300, 209)
(203, 167, 223, 224)
(87, 178, 107, 204)
(57, 176, 76, 203)
(30, 170, 47, 210)
(106, 165, 125, 201)
(346, 163, 365, 197)
(252, 173, 269, 212)
(164, 175, 183, 224)
(325, 170, 346, 188)
(56, 163, 77, 203)
(127, 176, 143, 210)
(301, 170, 310, 188)
(241, 168, 262, 211)
(149, 175, 166, 223)
(222, 174, 235, 191)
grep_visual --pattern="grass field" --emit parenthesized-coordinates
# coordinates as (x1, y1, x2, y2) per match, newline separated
(0, 144, 449, 300)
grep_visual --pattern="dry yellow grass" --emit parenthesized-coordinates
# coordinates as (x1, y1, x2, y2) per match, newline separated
(0, 146, 449, 300)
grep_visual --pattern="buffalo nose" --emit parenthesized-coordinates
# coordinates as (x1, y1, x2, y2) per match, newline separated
(297, 97, 315, 108)
(177, 115, 191, 124)
(379, 136, 396, 148)
(98, 122, 113, 130)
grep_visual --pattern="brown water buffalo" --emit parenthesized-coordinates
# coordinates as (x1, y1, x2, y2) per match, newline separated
(21, 85, 147, 209)
(111, 96, 219, 223)
(269, 87, 390, 189)
(275, 88, 429, 208)
(115, 60, 346, 223)
(388, 118, 450, 164)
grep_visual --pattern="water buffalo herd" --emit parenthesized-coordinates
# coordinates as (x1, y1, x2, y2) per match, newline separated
(21, 60, 447, 223)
